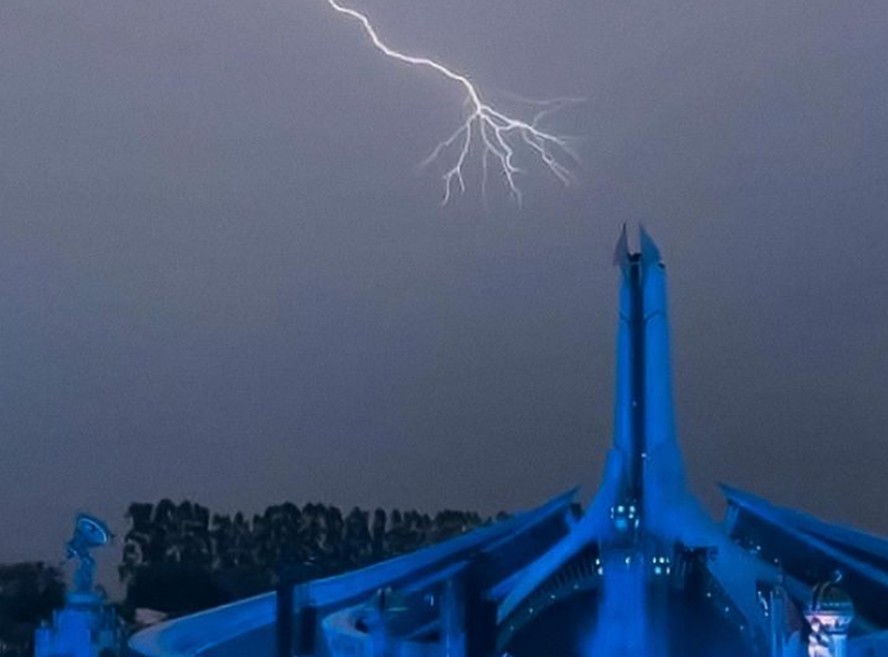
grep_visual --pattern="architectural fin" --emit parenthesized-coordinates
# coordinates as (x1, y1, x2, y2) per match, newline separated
(613, 223, 630, 267)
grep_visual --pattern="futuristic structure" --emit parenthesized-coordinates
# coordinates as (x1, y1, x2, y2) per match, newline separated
(129, 229, 888, 657)
(35, 514, 125, 657)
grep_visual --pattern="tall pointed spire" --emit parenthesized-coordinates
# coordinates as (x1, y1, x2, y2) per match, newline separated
(612, 227, 685, 530)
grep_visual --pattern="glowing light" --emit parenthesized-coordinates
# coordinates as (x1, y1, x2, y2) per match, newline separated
(323, 0, 579, 204)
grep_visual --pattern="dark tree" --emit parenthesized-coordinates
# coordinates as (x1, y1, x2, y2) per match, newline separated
(342, 508, 371, 568)
(301, 503, 324, 560)
(322, 506, 344, 569)
(0, 562, 65, 656)
(370, 508, 387, 559)
(125, 563, 228, 616)
(119, 498, 497, 619)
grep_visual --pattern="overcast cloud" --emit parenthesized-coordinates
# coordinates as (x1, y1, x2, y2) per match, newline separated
(1, 0, 887, 587)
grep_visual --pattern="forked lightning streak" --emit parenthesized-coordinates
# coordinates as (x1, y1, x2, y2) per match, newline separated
(324, 0, 579, 205)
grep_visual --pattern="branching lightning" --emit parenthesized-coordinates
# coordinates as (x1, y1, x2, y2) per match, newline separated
(324, 0, 580, 205)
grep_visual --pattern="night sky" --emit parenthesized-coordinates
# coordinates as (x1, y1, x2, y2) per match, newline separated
(2, 0, 887, 589)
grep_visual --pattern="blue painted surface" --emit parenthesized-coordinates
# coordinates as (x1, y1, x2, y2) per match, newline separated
(129, 491, 574, 657)
(129, 230, 888, 657)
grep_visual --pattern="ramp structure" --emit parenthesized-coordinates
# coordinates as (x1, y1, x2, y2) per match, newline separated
(130, 229, 888, 657)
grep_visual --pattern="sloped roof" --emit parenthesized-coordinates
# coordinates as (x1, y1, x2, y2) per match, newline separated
(129, 489, 576, 657)
(721, 483, 888, 629)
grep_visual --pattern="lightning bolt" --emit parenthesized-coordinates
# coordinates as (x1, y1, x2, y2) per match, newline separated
(324, 0, 579, 205)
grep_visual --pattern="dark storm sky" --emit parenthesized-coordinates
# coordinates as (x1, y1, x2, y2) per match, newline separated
(2, 0, 888, 583)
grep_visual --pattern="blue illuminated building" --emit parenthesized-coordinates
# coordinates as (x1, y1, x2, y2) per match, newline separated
(129, 229, 888, 657)
(35, 514, 124, 657)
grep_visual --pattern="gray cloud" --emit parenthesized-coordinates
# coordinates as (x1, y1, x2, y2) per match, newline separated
(1, 0, 887, 587)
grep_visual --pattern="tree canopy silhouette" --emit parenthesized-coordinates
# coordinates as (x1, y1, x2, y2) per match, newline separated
(119, 499, 498, 617)
(0, 562, 65, 657)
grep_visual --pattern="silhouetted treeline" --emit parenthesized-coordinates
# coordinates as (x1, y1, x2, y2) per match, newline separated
(120, 500, 504, 618)
(0, 562, 65, 657)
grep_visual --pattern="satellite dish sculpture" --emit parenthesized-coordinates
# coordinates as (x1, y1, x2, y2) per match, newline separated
(34, 513, 123, 657)
(66, 513, 112, 594)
